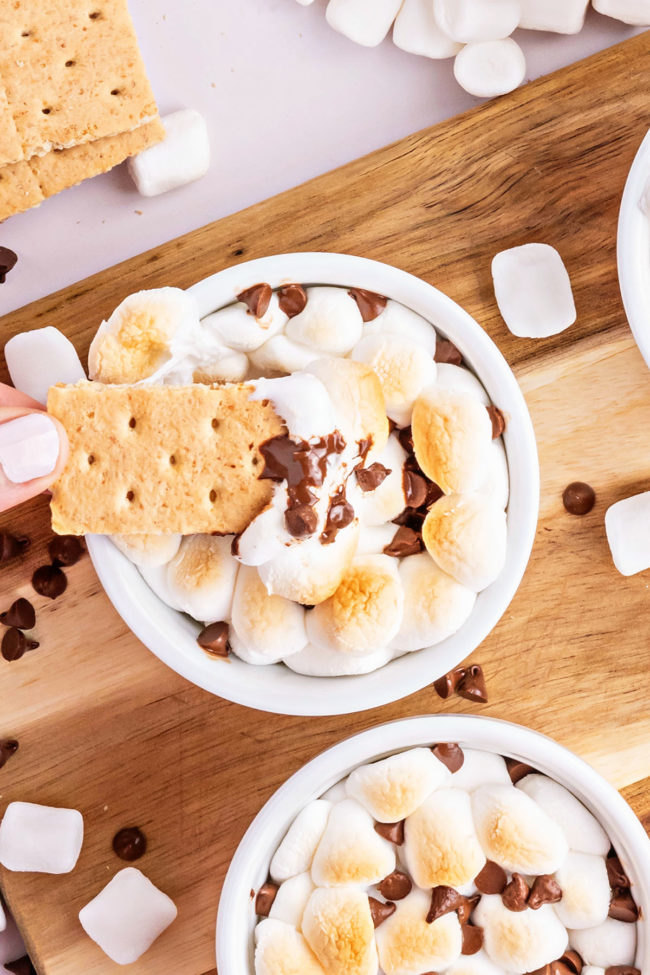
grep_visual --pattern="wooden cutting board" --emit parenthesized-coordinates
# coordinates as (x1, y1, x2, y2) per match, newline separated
(1, 31, 650, 975)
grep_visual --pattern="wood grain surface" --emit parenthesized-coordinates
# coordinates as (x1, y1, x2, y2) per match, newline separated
(0, 31, 649, 975)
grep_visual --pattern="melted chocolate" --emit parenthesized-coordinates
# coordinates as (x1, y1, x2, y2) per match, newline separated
(383, 525, 423, 558)
(348, 287, 387, 322)
(356, 462, 390, 492)
(321, 485, 355, 545)
(475, 860, 508, 895)
(527, 874, 562, 910)
(357, 436, 374, 464)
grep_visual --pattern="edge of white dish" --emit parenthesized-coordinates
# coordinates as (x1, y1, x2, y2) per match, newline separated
(618, 128, 650, 368)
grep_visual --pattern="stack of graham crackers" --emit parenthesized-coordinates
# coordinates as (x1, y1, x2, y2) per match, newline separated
(0, 0, 164, 221)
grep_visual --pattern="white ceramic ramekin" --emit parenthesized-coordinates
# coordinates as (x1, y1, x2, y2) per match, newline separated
(87, 253, 539, 715)
(216, 715, 650, 974)
(618, 128, 650, 368)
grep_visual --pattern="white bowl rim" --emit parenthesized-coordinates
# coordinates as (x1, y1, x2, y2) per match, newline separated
(618, 128, 650, 368)
(87, 252, 540, 716)
(215, 714, 650, 974)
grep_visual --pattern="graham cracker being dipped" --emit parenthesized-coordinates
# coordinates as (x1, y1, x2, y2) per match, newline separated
(47, 382, 286, 536)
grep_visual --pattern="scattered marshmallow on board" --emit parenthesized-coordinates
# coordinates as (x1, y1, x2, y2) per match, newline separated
(519, 0, 590, 33)
(454, 38, 527, 98)
(393, 0, 462, 59)
(492, 243, 577, 337)
(605, 491, 650, 576)
(325, 0, 403, 47)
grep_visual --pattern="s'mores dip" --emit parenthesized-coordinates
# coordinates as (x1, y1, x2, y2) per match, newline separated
(48, 279, 510, 677)
(252, 743, 641, 975)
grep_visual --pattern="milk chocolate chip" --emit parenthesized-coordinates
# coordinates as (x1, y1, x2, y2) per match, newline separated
(374, 820, 405, 846)
(505, 757, 535, 783)
(237, 283, 272, 318)
(384, 525, 423, 558)
(431, 743, 464, 773)
(348, 287, 387, 323)
(49, 535, 84, 566)
(285, 504, 318, 538)
(486, 405, 506, 439)
(502, 873, 530, 911)
(369, 896, 396, 927)
(403, 470, 428, 508)
(560, 950, 584, 974)
(355, 462, 391, 492)
(461, 924, 484, 955)
(1, 628, 39, 661)
(457, 893, 481, 925)
(197, 621, 230, 658)
(563, 482, 596, 516)
(277, 283, 307, 318)
(475, 860, 508, 895)
(0, 532, 30, 562)
(0, 246, 18, 284)
(608, 888, 639, 922)
(427, 886, 465, 923)
(605, 968, 641, 975)
(606, 854, 630, 889)
(528, 874, 562, 909)
(113, 826, 147, 862)
(378, 870, 412, 901)
(255, 881, 279, 917)
(457, 664, 488, 704)
(0, 738, 19, 768)
(435, 338, 463, 366)
(0, 597, 35, 630)
(32, 564, 67, 599)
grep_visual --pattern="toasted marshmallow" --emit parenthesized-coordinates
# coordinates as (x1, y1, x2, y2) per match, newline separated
(250, 374, 335, 441)
(404, 788, 486, 888)
(254, 918, 326, 975)
(362, 300, 438, 356)
(284, 641, 393, 676)
(423, 494, 507, 591)
(259, 520, 359, 605)
(375, 888, 463, 975)
(270, 800, 333, 883)
(202, 292, 287, 353)
(249, 334, 320, 374)
(553, 851, 610, 930)
(471, 783, 569, 874)
(139, 562, 183, 611)
(111, 533, 182, 568)
(411, 387, 492, 493)
(356, 522, 398, 556)
(269, 873, 315, 929)
(569, 918, 637, 968)
(285, 287, 363, 356)
(481, 441, 510, 511)
(390, 553, 476, 653)
(445, 948, 510, 975)
(351, 333, 437, 427)
(230, 566, 307, 665)
(346, 747, 451, 822)
(88, 287, 200, 383)
(311, 799, 395, 887)
(165, 534, 239, 623)
(306, 555, 403, 655)
(306, 358, 389, 461)
(474, 894, 569, 972)
(191, 347, 249, 383)
(355, 435, 408, 526)
(435, 363, 490, 405)
(302, 887, 377, 975)
(516, 774, 610, 857)
(450, 748, 511, 792)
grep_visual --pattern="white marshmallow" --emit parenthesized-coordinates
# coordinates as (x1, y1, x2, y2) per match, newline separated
(127, 109, 210, 197)
(553, 851, 610, 929)
(569, 918, 637, 968)
(235, 495, 287, 568)
(284, 641, 393, 676)
(393, 0, 462, 58)
(111, 533, 182, 568)
(518, 0, 589, 32)
(230, 565, 307, 665)
(434, 0, 521, 41)
(325, 0, 403, 46)
(422, 493, 507, 591)
(454, 39, 527, 98)
(202, 292, 287, 353)
(474, 894, 569, 972)
(250, 374, 336, 441)
(592, 0, 650, 24)
(351, 333, 437, 427)
(249, 334, 319, 374)
(481, 441, 510, 511)
(258, 520, 359, 606)
(165, 534, 239, 623)
(286, 287, 363, 355)
(375, 888, 463, 975)
(404, 788, 486, 888)
(582, 968, 606, 975)
(356, 521, 397, 556)
(390, 553, 476, 653)
(435, 362, 490, 405)
(321, 781, 348, 803)
(445, 948, 510, 975)
(516, 774, 610, 856)
(139, 562, 183, 612)
(355, 435, 408, 526)
(5, 326, 86, 404)
(346, 747, 451, 822)
(270, 801, 332, 883)
(605, 491, 650, 576)
(492, 243, 576, 338)
(255, 918, 326, 975)
(269, 873, 315, 929)
(0, 802, 83, 874)
(361, 299, 438, 355)
(311, 798, 395, 887)
(302, 887, 377, 975)
(79, 867, 177, 966)
(450, 748, 511, 792)
(0, 903, 25, 965)
(471, 783, 569, 873)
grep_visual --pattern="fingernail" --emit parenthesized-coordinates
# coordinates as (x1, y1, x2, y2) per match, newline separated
(0, 413, 60, 483)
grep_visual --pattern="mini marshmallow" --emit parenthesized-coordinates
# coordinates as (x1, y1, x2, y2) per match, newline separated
(202, 293, 287, 353)
(325, 0, 403, 46)
(518, 0, 589, 32)
(592, 0, 650, 24)
(411, 386, 492, 493)
(250, 374, 337, 442)
(351, 333, 437, 427)
(375, 888, 463, 975)
(255, 919, 326, 975)
(0, 801, 83, 874)
(481, 441, 510, 511)
(569, 918, 637, 968)
(284, 641, 394, 676)
(258, 520, 360, 605)
(230, 565, 307, 665)
(445, 948, 509, 975)
(269, 872, 315, 929)
(5, 326, 86, 404)
(553, 851, 610, 929)
(390, 553, 476, 653)
(605, 491, 650, 576)
(306, 555, 404, 655)
(474, 894, 569, 972)
(361, 300, 438, 356)
(471, 783, 569, 873)
(311, 799, 395, 887)
(450, 748, 511, 792)
(404, 788, 486, 888)
(306, 358, 389, 462)
(356, 521, 398, 556)
(433, 0, 521, 42)
(165, 534, 239, 623)
(286, 287, 363, 356)
(582, 968, 606, 975)
(190, 348, 249, 384)
(516, 774, 610, 856)
(302, 887, 377, 975)
(139, 562, 183, 612)
(393, 0, 462, 58)
(128, 109, 210, 197)
(249, 334, 319, 374)
(355, 435, 408, 526)
(454, 38, 527, 98)
(491, 243, 576, 338)
(321, 781, 348, 803)
(0, 903, 25, 966)
(111, 533, 182, 568)
(346, 747, 451, 822)
(270, 800, 333, 883)
(422, 493, 507, 591)
(435, 363, 490, 405)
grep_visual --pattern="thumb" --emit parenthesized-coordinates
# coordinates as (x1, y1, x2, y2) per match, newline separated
(0, 407, 69, 513)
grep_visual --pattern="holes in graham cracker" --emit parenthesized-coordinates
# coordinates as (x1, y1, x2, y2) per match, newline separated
(110, 88, 120, 96)
(211, 418, 220, 430)
(87, 454, 95, 465)
(21, 30, 31, 37)
(209, 489, 217, 503)
(252, 456, 259, 467)
(126, 490, 135, 503)
(89, 10, 102, 19)
(128, 417, 136, 429)
(65, 59, 76, 67)
(42, 107, 52, 115)
(169, 455, 177, 466)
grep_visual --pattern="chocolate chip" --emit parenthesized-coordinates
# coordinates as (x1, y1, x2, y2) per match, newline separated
(403, 469, 428, 508)
(505, 757, 534, 784)
(32, 564, 67, 599)
(427, 885, 465, 923)
(435, 338, 463, 365)
(374, 820, 404, 845)
(606, 853, 630, 889)
(604, 968, 641, 975)
(0, 597, 35, 629)
(348, 287, 387, 322)
(0, 246, 18, 284)
(112, 826, 147, 862)
(502, 873, 530, 911)
(431, 743, 464, 773)
(355, 462, 391, 492)
(377, 870, 412, 901)
(608, 887, 639, 922)
(457, 664, 488, 704)
(197, 621, 230, 658)
(433, 667, 465, 700)
(0, 738, 19, 768)
(461, 923, 484, 955)
(528, 874, 562, 909)
(277, 283, 307, 318)
(237, 282, 272, 318)
(425, 480, 444, 507)
(561, 950, 584, 974)
(48, 534, 84, 566)
(5, 957, 37, 975)
(562, 482, 595, 516)
(383, 525, 423, 558)
(397, 426, 414, 454)
(0, 532, 30, 562)
(320, 489, 354, 544)
(285, 504, 318, 538)
(475, 860, 508, 895)
(368, 896, 396, 927)
(255, 881, 279, 917)
(457, 893, 481, 925)
(486, 405, 506, 439)
(1, 627, 39, 661)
